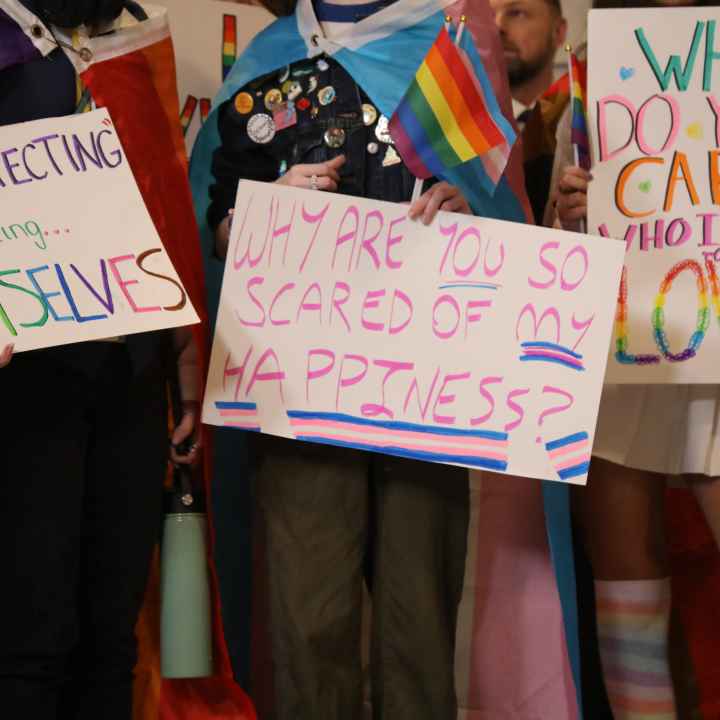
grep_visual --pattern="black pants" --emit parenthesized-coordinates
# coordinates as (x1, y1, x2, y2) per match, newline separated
(0, 345, 167, 720)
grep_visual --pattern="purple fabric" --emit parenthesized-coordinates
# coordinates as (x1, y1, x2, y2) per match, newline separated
(0, 8, 41, 72)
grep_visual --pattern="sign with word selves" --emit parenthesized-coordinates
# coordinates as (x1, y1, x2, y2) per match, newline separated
(0, 110, 199, 352)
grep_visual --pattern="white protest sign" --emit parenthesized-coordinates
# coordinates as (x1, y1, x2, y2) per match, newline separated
(161, 0, 273, 152)
(0, 109, 199, 351)
(588, 7, 720, 383)
(202, 182, 625, 484)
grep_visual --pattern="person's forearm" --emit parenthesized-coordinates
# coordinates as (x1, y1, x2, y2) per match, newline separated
(215, 214, 232, 260)
(173, 326, 200, 407)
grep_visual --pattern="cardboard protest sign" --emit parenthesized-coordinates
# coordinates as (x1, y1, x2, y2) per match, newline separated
(588, 7, 720, 382)
(202, 181, 625, 484)
(0, 109, 199, 351)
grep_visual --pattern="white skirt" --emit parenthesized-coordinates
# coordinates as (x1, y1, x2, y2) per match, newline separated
(593, 385, 720, 477)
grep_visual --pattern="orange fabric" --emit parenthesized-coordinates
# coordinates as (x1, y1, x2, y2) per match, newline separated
(666, 488, 720, 720)
(80, 36, 255, 720)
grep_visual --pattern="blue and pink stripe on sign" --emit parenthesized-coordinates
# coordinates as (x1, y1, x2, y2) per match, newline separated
(519, 342, 586, 372)
(545, 432, 591, 480)
(215, 401, 261, 431)
(287, 411, 509, 471)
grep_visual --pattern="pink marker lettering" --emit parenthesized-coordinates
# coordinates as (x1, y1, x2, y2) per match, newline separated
(560, 245, 589, 291)
(329, 281, 351, 332)
(465, 299, 492, 338)
(432, 372, 471, 425)
(504, 388, 530, 432)
(269, 282, 295, 326)
(332, 205, 359, 271)
(432, 294, 461, 340)
(386, 215, 406, 270)
(108, 254, 160, 313)
(223, 346, 253, 400)
(388, 289, 413, 335)
(361, 289, 386, 332)
(403, 368, 441, 421)
(306, 348, 335, 401)
(268, 199, 296, 268)
(470, 376, 503, 426)
(298, 201, 330, 272)
(528, 241, 559, 289)
(336, 353, 368, 410)
(237, 276, 266, 327)
(296, 282, 322, 325)
(635, 94, 680, 156)
(597, 94, 637, 162)
(361, 359, 414, 419)
(356, 209, 383, 271)
(246, 348, 286, 402)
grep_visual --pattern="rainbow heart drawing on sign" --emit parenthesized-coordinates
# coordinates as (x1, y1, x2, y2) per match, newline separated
(545, 432, 591, 481)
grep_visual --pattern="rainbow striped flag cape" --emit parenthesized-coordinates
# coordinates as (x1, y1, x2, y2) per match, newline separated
(390, 22, 514, 191)
(568, 51, 590, 170)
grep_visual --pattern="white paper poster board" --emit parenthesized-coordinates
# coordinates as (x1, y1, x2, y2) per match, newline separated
(588, 7, 720, 382)
(203, 182, 625, 484)
(0, 110, 199, 352)
(161, 0, 273, 152)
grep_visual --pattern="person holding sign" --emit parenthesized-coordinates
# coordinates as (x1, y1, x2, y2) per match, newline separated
(554, 1, 720, 718)
(196, 2, 524, 719)
(0, 343, 12, 367)
(0, 2, 209, 719)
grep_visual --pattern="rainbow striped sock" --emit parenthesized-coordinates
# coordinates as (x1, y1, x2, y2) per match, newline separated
(595, 579, 677, 720)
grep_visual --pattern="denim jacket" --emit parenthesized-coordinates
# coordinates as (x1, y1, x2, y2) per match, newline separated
(207, 54, 423, 230)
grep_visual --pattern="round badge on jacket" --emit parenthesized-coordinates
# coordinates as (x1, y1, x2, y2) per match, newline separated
(234, 92, 254, 115)
(247, 114, 276, 144)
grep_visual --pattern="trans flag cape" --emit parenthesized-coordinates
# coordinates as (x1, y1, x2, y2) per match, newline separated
(190, 0, 581, 716)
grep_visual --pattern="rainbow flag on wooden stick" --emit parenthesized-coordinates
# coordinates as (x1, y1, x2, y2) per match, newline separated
(389, 23, 515, 191)
(568, 50, 590, 170)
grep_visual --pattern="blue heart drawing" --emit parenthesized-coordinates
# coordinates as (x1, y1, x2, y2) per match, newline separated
(620, 66, 635, 81)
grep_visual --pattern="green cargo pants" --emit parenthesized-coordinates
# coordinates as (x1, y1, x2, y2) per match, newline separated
(255, 440, 469, 720)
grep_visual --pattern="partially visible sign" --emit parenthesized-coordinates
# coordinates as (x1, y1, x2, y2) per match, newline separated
(0, 110, 199, 351)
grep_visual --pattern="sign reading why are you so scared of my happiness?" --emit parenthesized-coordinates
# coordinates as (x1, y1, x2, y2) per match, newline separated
(0, 110, 199, 352)
(203, 181, 625, 485)
(588, 7, 720, 382)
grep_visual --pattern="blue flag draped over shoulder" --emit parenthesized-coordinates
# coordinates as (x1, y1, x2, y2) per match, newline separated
(190, 1, 582, 712)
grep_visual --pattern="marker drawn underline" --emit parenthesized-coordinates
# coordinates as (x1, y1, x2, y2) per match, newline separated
(438, 282, 501, 291)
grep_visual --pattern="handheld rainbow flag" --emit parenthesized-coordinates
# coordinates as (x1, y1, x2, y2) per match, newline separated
(567, 47, 590, 171)
(389, 20, 515, 192)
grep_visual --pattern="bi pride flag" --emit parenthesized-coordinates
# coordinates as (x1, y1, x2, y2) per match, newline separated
(389, 22, 515, 191)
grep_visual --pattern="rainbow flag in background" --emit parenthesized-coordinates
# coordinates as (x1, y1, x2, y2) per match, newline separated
(222, 14, 237, 80)
(389, 24, 514, 186)
(569, 52, 590, 170)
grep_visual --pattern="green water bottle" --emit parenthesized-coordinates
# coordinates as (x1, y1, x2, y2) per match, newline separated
(160, 468, 214, 678)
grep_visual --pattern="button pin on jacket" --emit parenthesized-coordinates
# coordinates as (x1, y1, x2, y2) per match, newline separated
(247, 114, 276, 144)
(382, 145, 401, 167)
(316, 58, 329, 71)
(318, 86, 336, 106)
(324, 127, 346, 148)
(362, 103, 378, 127)
(308, 76, 319, 93)
(234, 92, 254, 115)
(264, 88, 283, 111)
(367, 142, 379, 155)
(375, 114, 394, 144)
